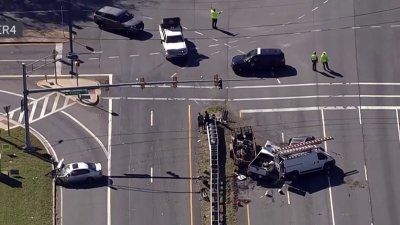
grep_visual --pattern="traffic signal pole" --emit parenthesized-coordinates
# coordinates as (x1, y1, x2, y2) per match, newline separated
(68, 0, 74, 75)
(22, 63, 33, 151)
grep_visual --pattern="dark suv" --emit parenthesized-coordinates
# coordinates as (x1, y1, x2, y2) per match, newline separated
(231, 48, 285, 74)
(94, 6, 144, 34)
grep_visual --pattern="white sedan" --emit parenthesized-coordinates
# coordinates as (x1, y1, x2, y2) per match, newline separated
(54, 159, 102, 185)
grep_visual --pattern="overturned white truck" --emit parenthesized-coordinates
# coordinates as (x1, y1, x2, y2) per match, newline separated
(247, 136, 335, 181)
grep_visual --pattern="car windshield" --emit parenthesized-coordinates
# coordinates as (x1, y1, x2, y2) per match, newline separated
(166, 36, 184, 43)
(245, 50, 256, 60)
(118, 12, 133, 23)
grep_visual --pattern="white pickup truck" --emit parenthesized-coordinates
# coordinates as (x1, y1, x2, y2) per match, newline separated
(159, 17, 188, 58)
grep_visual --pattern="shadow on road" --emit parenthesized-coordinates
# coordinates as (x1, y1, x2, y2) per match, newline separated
(215, 28, 238, 37)
(235, 65, 297, 78)
(167, 39, 209, 67)
(99, 27, 153, 41)
(62, 176, 110, 189)
(287, 165, 346, 196)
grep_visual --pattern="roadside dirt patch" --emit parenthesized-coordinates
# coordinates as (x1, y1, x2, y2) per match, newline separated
(0, 29, 68, 44)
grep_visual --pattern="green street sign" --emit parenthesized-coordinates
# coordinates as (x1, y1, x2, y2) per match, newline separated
(61, 89, 88, 95)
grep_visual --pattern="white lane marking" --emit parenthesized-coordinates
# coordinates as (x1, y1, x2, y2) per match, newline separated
(18, 109, 24, 123)
(55, 43, 63, 76)
(281, 132, 285, 144)
(298, 14, 305, 20)
(237, 50, 245, 54)
(231, 94, 400, 101)
(311, 29, 321, 32)
(322, 109, 336, 225)
(324, 0, 329, 3)
(224, 43, 232, 48)
(229, 46, 238, 49)
(107, 74, 113, 225)
(364, 165, 368, 181)
(321, 109, 327, 149)
(276, 79, 281, 84)
(188, 98, 226, 102)
(0, 59, 38, 62)
(352, 26, 361, 29)
(210, 51, 220, 55)
(370, 25, 381, 28)
(312, 7, 319, 11)
(0, 74, 111, 79)
(211, 38, 219, 41)
(292, 32, 302, 35)
(29, 101, 38, 122)
(88, 57, 99, 60)
(228, 40, 238, 44)
(397, 109, 400, 142)
(52, 94, 60, 112)
(150, 110, 154, 126)
(62, 96, 69, 107)
(208, 44, 219, 47)
(108, 56, 119, 59)
(151, 167, 153, 183)
(182, 26, 188, 30)
(61, 111, 108, 157)
(358, 108, 362, 124)
(143, 16, 153, 20)
(265, 28, 274, 33)
(241, 106, 400, 113)
(170, 72, 177, 78)
(230, 82, 400, 89)
(287, 190, 291, 204)
(249, 40, 257, 44)
(129, 54, 139, 57)
(391, 24, 400, 28)
(327, 177, 336, 225)
(92, 51, 103, 54)
(149, 52, 161, 55)
(194, 31, 204, 35)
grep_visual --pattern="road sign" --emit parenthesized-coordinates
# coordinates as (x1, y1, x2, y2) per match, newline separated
(60, 89, 88, 95)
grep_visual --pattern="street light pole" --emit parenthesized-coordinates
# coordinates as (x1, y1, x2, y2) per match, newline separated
(22, 63, 33, 151)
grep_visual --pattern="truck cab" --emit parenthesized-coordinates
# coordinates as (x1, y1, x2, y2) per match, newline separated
(159, 17, 188, 58)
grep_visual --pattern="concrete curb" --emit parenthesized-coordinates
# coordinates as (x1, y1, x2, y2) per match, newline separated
(29, 127, 60, 225)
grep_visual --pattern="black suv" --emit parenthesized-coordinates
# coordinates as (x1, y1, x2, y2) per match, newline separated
(231, 48, 285, 74)
(94, 6, 144, 34)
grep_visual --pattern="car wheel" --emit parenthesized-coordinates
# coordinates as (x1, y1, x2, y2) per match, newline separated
(86, 177, 94, 183)
(98, 22, 104, 29)
(55, 178, 64, 186)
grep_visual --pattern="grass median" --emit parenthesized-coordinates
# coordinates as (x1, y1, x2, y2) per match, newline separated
(0, 127, 52, 225)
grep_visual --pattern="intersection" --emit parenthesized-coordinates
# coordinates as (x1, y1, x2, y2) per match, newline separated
(1, 0, 400, 225)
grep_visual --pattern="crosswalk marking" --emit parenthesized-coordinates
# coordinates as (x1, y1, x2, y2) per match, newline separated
(52, 94, 60, 112)
(29, 101, 38, 122)
(63, 97, 69, 107)
(18, 111, 24, 123)
(0, 92, 77, 130)
(40, 96, 49, 117)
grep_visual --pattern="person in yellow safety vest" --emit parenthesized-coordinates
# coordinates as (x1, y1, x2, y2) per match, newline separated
(210, 8, 222, 29)
(320, 51, 330, 71)
(311, 51, 318, 71)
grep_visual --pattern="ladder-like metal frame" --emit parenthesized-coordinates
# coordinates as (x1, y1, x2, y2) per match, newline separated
(207, 120, 220, 225)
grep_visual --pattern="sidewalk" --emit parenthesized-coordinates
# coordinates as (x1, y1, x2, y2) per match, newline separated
(37, 78, 101, 106)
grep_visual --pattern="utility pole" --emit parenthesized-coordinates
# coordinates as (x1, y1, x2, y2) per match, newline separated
(22, 63, 33, 151)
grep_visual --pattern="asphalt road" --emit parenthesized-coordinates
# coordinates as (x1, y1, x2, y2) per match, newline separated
(1, 0, 400, 225)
